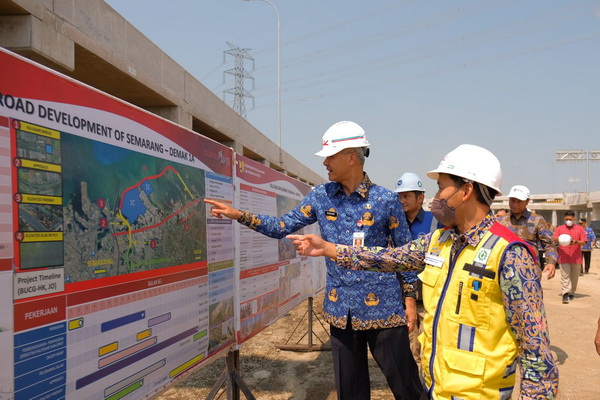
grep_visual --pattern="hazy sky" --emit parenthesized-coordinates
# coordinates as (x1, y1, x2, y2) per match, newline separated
(105, 0, 600, 196)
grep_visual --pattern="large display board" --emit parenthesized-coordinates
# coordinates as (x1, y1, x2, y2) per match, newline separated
(0, 48, 327, 400)
(0, 48, 235, 400)
(234, 156, 314, 344)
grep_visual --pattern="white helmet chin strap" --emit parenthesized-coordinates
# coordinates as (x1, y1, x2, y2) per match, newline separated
(478, 183, 495, 206)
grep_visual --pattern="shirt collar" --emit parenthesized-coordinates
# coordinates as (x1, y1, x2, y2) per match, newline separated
(413, 208, 426, 223)
(329, 172, 373, 199)
(509, 209, 531, 223)
(449, 213, 495, 247)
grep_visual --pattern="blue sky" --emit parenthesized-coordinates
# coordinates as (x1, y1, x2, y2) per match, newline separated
(105, 0, 600, 196)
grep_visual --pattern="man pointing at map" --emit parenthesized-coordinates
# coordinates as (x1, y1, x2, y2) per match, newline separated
(205, 121, 423, 400)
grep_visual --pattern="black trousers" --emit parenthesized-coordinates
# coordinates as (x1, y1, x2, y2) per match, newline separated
(330, 322, 424, 400)
(583, 251, 592, 273)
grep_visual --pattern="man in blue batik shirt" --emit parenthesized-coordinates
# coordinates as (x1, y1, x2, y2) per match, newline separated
(579, 218, 596, 274)
(206, 121, 423, 400)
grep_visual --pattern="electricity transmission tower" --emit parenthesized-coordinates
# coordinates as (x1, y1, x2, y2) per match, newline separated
(223, 42, 255, 119)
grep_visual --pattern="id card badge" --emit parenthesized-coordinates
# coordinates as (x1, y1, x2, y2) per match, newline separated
(353, 231, 365, 247)
(424, 253, 445, 268)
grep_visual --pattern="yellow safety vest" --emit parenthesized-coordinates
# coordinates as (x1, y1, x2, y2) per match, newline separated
(419, 223, 532, 400)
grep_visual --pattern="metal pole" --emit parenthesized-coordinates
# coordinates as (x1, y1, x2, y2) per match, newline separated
(307, 296, 314, 346)
(580, 149, 591, 200)
(244, 0, 281, 165)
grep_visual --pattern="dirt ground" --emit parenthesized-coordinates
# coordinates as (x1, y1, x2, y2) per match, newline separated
(156, 251, 600, 399)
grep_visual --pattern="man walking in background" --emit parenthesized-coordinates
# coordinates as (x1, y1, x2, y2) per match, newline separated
(206, 121, 423, 399)
(579, 218, 596, 274)
(554, 211, 587, 304)
(496, 185, 557, 279)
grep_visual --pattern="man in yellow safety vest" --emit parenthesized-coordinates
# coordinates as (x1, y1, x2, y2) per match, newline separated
(288, 144, 559, 399)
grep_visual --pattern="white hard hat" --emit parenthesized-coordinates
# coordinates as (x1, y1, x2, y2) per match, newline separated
(394, 172, 425, 193)
(427, 144, 502, 195)
(507, 185, 530, 201)
(558, 233, 572, 247)
(315, 121, 370, 157)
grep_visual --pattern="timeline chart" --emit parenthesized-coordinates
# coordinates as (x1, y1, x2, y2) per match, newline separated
(11, 265, 215, 400)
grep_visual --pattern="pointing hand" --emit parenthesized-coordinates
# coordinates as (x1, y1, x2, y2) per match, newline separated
(204, 199, 242, 220)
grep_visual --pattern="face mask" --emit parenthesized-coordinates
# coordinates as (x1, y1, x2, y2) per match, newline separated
(430, 189, 463, 227)
(565, 220, 574, 227)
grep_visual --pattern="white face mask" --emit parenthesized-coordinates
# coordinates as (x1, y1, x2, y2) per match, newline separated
(566, 220, 574, 227)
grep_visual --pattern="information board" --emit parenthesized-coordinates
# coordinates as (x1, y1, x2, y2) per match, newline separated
(0, 48, 328, 400)
(0, 48, 235, 400)
(233, 155, 315, 343)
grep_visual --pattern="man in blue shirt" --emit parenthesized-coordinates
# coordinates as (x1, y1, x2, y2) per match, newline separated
(394, 172, 438, 370)
(394, 172, 438, 240)
(206, 121, 423, 399)
(579, 218, 596, 274)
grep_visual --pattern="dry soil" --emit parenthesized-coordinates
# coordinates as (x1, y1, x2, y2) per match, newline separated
(156, 252, 600, 399)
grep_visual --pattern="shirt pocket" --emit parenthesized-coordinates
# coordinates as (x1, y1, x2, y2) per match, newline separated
(448, 275, 493, 330)
(418, 266, 440, 314)
(440, 345, 486, 398)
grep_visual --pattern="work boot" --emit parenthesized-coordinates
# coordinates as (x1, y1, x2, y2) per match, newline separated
(562, 293, 570, 304)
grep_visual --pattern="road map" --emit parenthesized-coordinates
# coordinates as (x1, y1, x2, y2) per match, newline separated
(15, 122, 207, 281)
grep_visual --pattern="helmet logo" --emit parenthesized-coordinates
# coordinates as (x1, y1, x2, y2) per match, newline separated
(418, 181, 423, 187)
(322, 140, 329, 146)
(397, 179, 403, 186)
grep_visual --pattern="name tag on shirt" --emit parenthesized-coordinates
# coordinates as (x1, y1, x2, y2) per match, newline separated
(424, 253, 445, 268)
(353, 231, 365, 247)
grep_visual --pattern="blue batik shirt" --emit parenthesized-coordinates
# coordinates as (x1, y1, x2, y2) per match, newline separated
(238, 173, 415, 330)
(583, 226, 596, 250)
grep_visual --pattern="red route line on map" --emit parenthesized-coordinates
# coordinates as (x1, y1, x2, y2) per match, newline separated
(118, 165, 177, 209)
(113, 165, 201, 236)
(112, 198, 201, 236)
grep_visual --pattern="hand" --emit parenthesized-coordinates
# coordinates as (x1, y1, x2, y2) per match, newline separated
(404, 297, 418, 333)
(286, 234, 336, 258)
(543, 263, 556, 280)
(204, 199, 242, 220)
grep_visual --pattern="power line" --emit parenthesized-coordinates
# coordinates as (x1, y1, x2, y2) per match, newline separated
(249, 1, 595, 97)
(223, 42, 255, 119)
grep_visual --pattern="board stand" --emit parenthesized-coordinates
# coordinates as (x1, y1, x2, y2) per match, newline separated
(276, 296, 331, 351)
(205, 349, 256, 400)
